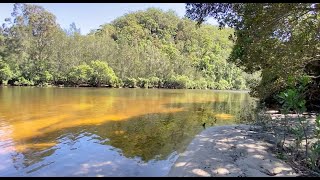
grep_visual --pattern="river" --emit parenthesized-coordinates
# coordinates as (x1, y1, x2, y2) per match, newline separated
(0, 87, 255, 176)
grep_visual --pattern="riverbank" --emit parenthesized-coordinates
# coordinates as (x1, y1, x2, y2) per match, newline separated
(167, 124, 298, 177)
(0, 84, 250, 91)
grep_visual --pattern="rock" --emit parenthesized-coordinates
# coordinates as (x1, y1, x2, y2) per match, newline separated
(214, 168, 230, 175)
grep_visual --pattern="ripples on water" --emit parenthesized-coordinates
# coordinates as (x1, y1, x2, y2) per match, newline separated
(0, 87, 255, 176)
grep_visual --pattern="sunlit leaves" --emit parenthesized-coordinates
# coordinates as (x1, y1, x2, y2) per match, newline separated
(0, 4, 260, 90)
(186, 3, 320, 108)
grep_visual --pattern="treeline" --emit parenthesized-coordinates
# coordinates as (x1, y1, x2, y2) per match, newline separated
(0, 3, 260, 89)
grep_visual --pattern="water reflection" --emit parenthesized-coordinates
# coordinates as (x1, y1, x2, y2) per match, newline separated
(0, 87, 255, 176)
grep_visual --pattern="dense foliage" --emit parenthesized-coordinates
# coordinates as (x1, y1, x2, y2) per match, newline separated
(186, 3, 319, 110)
(0, 3, 259, 90)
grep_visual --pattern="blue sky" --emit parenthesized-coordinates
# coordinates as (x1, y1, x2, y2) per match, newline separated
(0, 3, 218, 35)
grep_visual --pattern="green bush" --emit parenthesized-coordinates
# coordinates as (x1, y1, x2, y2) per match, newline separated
(14, 77, 34, 86)
(216, 79, 231, 90)
(0, 61, 13, 83)
(164, 75, 191, 89)
(53, 74, 68, 85)
(39, 71, 53, 85)
(123, 77, 137, 88)
(158, 78, 165, 88)
(111, 78, 122, 88)
(137, 77, 150, 88)
(193, 78, 208, 89)
(148, 76, 160, 88)
(276, 75, 318, 170)
(207, 81, 216, 89)
(68, 64, 93, 85)
(31, 71, 53, 85)
(233, 77, 247, 90)
(89, 60, 118, 87)
(188, 81, 196, 89)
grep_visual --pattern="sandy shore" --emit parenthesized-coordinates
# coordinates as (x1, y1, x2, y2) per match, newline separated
(167, 125, 298, 177)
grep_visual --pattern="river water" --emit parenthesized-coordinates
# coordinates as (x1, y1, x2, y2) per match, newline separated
(0, 87, 255, 176)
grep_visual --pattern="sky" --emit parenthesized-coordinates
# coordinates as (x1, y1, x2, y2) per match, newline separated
(0, 3, 218, 35)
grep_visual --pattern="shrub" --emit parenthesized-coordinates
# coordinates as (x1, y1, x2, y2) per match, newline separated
(164, 75, 191, 89)
(111, 77, 122, 88)
(123, 77, 137, 88)
(13, 77, 34, 86)
(137, 77, 149, 88)
(39, 71, 53, 85)
(148, 76, 160, 88)
(89, 60, 118, 87)
(68, 64, 93, 85)
(193, 78, 208, 89)
(233, 77, 247, 90)
(207, 81, 216, 89)
(216, 79, 231, 90)
(0, 61, 13, 83)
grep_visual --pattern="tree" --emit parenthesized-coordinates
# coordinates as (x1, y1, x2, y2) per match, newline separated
(186, 3, 320, 110)
(2, 3, 60, 84)
(0, 60, 13, 84)
(68, 64, 93, 85)
(66, 22, 81, 36)
(89, 60, 118, 87)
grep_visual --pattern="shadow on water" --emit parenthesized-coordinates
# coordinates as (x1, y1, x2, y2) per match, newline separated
(0, 87, 256, 176)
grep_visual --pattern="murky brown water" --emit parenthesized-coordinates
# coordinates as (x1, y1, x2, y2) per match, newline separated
(0, 87, 254, 176)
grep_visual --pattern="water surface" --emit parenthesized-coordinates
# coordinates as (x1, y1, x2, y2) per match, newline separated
(0, 87, 254, 176)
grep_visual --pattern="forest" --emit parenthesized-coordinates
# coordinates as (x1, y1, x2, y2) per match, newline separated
(186, 3, 319, 111)
(0, 3, 260, 90)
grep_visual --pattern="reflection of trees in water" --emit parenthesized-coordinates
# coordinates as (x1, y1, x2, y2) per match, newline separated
(97, 111, 203, 161)
(2, 89, 255, 172)
(9, 146, 57, 171)
(9, 110, 205, 170)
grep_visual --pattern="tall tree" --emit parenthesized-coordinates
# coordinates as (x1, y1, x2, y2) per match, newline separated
(186, 3, 320, 109)
(66, 22, 81, 36)
(2, 3, 60, 84)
